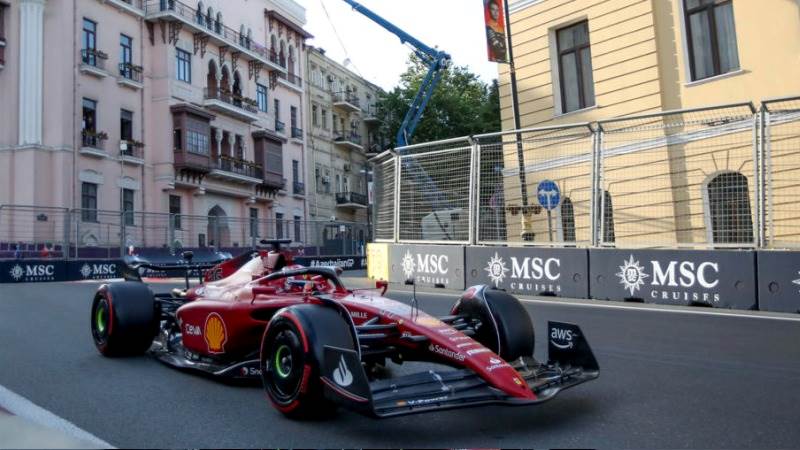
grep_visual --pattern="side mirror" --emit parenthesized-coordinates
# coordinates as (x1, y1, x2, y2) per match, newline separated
(375, 280, 388, 296)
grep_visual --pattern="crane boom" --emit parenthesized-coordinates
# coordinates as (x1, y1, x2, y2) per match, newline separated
(342, 0, 451, 148)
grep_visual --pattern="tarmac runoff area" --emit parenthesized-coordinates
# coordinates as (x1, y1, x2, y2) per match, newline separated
(0, 275, 799, 447)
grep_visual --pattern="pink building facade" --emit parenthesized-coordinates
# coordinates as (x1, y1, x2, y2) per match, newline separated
(0, 0, 310, 249)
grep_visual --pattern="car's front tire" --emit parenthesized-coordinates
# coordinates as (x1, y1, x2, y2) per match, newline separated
(91, 282, 157, 357)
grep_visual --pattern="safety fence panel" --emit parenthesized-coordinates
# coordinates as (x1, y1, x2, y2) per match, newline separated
(0, 206, 71, 259)
(372, 154, 397, 241)
(396, 138, 473, 243)
(598, 103, 758, 248)
(763, 97, 800, 248)
(476, 125, 595, 246)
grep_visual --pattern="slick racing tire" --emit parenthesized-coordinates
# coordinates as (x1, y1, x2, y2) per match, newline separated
(91, 282, 157, 357)
(451, 285, 534, 361)
(260, 305, 356, 419)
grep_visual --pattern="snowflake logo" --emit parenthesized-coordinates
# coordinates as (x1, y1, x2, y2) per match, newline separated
(401, 251, 416, 279)
(9, 265, 24, 281)
(616, 255, 648, 296)
(80, 264, 93, 278)
(485, 252, 509, 287)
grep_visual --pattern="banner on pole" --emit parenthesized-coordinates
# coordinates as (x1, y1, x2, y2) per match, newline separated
(484, 0, 508, 63)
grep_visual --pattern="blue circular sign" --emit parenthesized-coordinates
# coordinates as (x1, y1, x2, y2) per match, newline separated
(537, 180, 561, 210)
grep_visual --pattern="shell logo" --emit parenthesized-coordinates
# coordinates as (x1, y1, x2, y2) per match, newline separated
(204, 313, 227, 354)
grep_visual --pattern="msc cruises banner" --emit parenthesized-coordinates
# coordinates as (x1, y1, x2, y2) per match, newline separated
(484, 0, 508, 63)
(389, 244, 466, 290)
(466, 246, 589, 299)
(589, 249, 756, 310)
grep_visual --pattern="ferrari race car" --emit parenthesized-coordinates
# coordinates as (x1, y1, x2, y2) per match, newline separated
(90, 240, 599, 418)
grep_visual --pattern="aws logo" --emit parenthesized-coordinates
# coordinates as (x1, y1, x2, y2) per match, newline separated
(549, 327, 575, 350)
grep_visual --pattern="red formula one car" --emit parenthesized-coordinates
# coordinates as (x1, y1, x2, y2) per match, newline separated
(90, 240, 599, 418)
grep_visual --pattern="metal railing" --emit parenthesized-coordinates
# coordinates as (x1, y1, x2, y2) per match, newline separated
(336, 192, 368, 207)
(80, 49, 107, 70)
(0, 205, 370, 260)
(213, 155, 262, 179)
(275, 120, 286, 133)
(203, 88, 258, 114)
(81, 131, 107, 150)
(373, 96, 800, 249)
(293, 181, 305, 196)
(277, 71, 303, 87)
(120, 141, 144, 159)
(119, 63, 143, 83)
(333, 92, 361, 108)
(334, 131, 362, 146)
(291, 127, 303, 139)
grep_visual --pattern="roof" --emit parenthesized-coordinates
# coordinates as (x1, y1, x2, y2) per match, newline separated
(265, 9, 314, 39)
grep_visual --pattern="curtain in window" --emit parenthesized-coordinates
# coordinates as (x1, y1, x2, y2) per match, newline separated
(714, 3, 740, 74)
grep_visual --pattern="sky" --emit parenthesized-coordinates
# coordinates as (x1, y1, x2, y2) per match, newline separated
(298, 0, 501, 91)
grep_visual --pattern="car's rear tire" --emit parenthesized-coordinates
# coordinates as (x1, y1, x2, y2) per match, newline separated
(451, 285, 534, 361)
(91, 282, 157, 357)
(260, 305, 356, 419)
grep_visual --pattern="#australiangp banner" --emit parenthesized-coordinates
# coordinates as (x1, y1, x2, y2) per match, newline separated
(484, 0, 508, 63)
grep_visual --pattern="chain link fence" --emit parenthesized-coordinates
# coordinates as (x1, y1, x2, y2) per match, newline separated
(373, 97, 800, 250)
(0, 206, 368, 260)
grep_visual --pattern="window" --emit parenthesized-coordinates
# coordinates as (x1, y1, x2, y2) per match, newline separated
(684, 0, 740, 81)
(274, 99, 280, 120)
(176, 48, 191, 83)
(560, 197, 576, 243)
(82, 98, 97, 132)
(275, 213, 284, 239)
(290, 106, 298, 129)
(120, 109, 133, 142)
(321, 109, 328, 130)
(169, 195, 182, 230)
(316, 166, 323, 194)
(292, 160, 299, 183)
(81, 183, 98, 222)
(556, 21, 595, 114)
(257, 84, 268, 113)
(706, 172, 753, 244)
(186, 130, 209, 155)
(312, 105, 319, 127)
(122, 189, 135, 226)
(173, 128, 182, 151)
(249, 208, 259, 238)
(600, 190, 615, 244)
(82, 19, 97, 66)
(294, 216, 302, 242)
(119, 34, 132, 77)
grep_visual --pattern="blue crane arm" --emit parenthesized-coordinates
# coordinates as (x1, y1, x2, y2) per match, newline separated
(341, 0, 451, 148)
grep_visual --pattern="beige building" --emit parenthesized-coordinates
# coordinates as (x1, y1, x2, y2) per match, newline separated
(0, 0, 312, 250)
(493, 0, 800, 247)
(304, 46, 383, 233)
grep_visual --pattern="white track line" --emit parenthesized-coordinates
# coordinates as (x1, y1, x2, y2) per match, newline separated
(380, 287, 800, 323)
(0, 384, 113, 448)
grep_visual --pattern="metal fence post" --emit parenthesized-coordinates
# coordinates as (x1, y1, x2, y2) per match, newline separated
(393, 154, 401, 243)
(761, 105, 773, 248)
(468, 136, 479, 245)
(63, 208, 71, 261)
(753, 108, 763, 248)
(590, 126, 601, 247)
(168, 213, 176, 252)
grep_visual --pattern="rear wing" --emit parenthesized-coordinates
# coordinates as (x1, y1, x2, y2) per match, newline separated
(120, 250, 232, 283)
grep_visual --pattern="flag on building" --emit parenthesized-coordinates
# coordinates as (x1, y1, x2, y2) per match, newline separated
(484, 0, 508, 63)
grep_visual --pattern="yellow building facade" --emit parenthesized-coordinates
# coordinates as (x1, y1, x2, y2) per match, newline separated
(492, 0, 800, 248)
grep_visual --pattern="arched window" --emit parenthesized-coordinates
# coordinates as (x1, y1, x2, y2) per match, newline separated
(206, 7, 214, 30)
(279, 40, 286, 67)
(215, 12, 223, 34)
(232, 71, 242, 106)
(246, 29, 253, 50)
(207, 59, 218, 93)
(706, 172, 753, 244)
(239, 25, 246, 46)
(288, 46, 295, 75)
(196, 2, 204, 24)
(599, 190, 615, 244)
(561, 197, 576, 243)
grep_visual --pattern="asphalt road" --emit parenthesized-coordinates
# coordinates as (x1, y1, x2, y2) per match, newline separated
(1, 280, 799, 448)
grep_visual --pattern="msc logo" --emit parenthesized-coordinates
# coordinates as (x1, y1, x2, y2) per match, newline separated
(484, 253, 561, 289)
(550, 327, 575, 350)
(401, 251, 449, 278)
(616, 255, 721, 297)
(80, 263, 117, 279)
(9, 264, 55, 281)
(617, 256, 649, 296)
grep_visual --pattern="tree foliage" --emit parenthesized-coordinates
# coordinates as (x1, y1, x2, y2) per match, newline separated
(377, 54, 500, 147)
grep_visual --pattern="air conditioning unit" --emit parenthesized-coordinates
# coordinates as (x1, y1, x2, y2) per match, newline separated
(343, 164, 351, 172)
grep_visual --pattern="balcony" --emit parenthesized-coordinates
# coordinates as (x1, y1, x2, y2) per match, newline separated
(333, 92, 361, 113)
(291, 127, 303, 140)
(276, 71, 303, 91)
(363, 105, 381, 125)
(118, 63, 144, 90)
(79, 49, 109, 78)
(144, 0, 285, 73)
(80, 131, 108, 158)
(262, 172, 286, 190)
(293, 181, 305, 197)
(336, 192, 368, 209)
(203, 88, 259, 122)
(209, 155, 263, 184)
(105, 0, 145, 17)
(173, 148, 211, 174)
(275, 120, 286, 135)
(120, 141, 145, 165)
(333, 131, 364, 151)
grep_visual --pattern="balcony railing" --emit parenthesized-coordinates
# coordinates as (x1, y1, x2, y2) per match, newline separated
(204, 88, 258, 114)
(263, 172, 286, 189)
(81, 131, 107, 150)
(276, 71, 303, 87)
(336, 192, 368, 206)
(119, 63, 143, 83)
(145, 0, 281, 68)
(333, 92, 361, 107)
(334, 131, 363, 146)
(291, 127, 303, 139)
(81, 49, 108, 70)
(293, 181, 305, 196)
(275, 120, 286, 134)
(120, 140, 144, 159)
(214, 155, 263, 179)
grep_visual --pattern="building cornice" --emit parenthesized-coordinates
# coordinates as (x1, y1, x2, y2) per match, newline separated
(509, 0, 544, 14)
